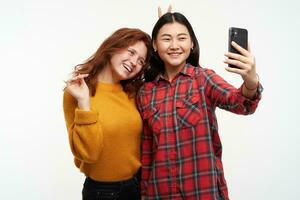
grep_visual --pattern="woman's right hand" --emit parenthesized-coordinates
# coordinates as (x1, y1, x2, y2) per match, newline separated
(65, 73, 90, 110)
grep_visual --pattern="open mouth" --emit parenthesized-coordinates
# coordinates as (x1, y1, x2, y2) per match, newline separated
(123, 63, 132, 72)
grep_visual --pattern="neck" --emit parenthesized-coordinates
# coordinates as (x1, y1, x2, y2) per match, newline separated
(164, 63, 185, 82)
(97, 64, 119, 83)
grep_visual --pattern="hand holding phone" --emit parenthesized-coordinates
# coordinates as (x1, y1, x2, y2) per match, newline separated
(224, 27, 258, 98)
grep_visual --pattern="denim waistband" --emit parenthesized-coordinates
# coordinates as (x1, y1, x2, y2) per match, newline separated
(85, 175, 138, 188)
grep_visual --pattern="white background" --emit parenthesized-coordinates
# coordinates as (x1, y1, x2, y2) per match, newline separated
(1, 0, 300, 199)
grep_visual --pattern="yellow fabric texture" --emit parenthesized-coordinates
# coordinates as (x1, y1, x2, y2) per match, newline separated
(63, 82, 142, 181)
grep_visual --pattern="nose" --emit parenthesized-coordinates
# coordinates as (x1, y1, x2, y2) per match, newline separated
(130, 56, 138, 67)
(170, 39, 179, 50)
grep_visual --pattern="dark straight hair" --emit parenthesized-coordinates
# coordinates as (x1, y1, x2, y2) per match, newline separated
(144, 12, 200, 81)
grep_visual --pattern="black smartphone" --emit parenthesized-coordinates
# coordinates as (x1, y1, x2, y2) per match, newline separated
(228, 27, 248, 68)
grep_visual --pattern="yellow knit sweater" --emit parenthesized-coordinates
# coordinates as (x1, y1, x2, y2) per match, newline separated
(63, 82, 142, 181)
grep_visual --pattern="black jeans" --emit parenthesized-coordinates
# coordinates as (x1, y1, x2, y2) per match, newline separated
(82, 176, 140, 200)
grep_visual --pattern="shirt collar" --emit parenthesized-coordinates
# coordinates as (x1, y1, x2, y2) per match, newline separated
(154, 63, 197, 84)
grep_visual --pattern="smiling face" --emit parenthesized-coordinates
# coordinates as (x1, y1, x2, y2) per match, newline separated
(108, 41, 147, 82)
(153, 22, 193, 72)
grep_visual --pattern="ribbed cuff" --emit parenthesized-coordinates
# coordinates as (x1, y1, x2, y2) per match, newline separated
(74, 109, 98, 125)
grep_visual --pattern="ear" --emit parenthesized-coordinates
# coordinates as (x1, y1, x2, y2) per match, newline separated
(153, 41, 157, 51)
(191, 41, 194, 49)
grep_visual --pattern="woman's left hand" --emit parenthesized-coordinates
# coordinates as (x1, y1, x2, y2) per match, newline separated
(157, 5, 172, 18)
(224, 41, 258, 89)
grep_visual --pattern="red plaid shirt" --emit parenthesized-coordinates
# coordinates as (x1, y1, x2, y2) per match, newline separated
(137, 64, 263, 200)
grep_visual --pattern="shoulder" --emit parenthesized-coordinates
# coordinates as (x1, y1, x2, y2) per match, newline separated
(139, 81, 157, 93)
(194, 66, 216, 77)
(192, 66, 226, 88)
(189, 66, 217, 84)
(136, 81, 156, 108)
(63, 90, 75, 101)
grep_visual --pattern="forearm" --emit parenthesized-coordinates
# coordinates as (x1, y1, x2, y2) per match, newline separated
(63, 91, 103, 162)
(68, 110, 104, 163)
(77, 99, 90, 111)
(204, 69, 262, 115)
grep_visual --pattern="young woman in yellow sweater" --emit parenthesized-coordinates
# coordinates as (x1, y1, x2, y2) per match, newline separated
(63, 28, 151, 200)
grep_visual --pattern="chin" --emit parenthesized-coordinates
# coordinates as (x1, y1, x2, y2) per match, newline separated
(168, 62, 185, 68)
(164, 58, 183, 66)
(120, 74, 135, 81)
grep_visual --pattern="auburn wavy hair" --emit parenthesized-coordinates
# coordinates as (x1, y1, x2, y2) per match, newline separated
(73, 28, 151, 97)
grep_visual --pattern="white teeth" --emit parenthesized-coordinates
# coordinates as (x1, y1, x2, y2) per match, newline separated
(169, 52, 181, 55)
(123, 64, 132, 72)
(169, 53, 181, 57)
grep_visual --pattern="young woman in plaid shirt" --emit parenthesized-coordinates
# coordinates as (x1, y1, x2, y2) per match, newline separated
(137, 12, 263, 200)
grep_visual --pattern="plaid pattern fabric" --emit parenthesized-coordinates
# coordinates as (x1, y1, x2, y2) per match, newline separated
(137, 64, 263, 200)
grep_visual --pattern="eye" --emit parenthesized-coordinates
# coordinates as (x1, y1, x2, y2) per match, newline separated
(138, 59, 145, 66)
(128, 49, 135, 56)
(162, 37, 170, 41)
(179, 37, 187, 41)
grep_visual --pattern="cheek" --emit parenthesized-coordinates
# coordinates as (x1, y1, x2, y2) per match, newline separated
(157, 43, 168, 51)
(158, 51, 168, 61)
(135, 65, 143, 74)
(185, 48, 191, 56)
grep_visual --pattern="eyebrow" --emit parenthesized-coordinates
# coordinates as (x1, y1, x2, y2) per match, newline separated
(128, 47, 136, 52)
(160, 33, 189, 37)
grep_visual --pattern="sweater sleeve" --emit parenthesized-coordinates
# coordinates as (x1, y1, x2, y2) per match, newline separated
(63, 91, 104, 163)
(203, 68, 263, 115)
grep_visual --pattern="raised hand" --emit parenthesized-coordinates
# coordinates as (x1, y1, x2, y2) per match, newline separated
(65, 73, 90, 110)
(224, 41, 258, 90)
(158, 5, 172, 18)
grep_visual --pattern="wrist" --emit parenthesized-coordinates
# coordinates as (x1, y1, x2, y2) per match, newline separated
(244, 73, 259, 90)
(78, 99, 90, 110)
